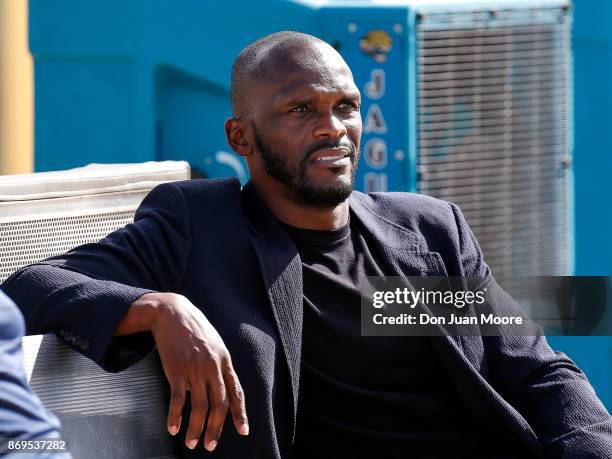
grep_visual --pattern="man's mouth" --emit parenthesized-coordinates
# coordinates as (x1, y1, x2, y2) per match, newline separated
(309, 148, 352, 166)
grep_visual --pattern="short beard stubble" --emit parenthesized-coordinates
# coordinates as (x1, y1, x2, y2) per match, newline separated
(252, 123, 359, 207)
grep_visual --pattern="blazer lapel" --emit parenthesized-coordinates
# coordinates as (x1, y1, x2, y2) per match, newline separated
(241, 182, 303, 429)
(349, 193, 461, 337)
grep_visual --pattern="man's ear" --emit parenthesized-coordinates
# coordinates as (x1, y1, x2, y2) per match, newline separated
(224, 117, 252, 157)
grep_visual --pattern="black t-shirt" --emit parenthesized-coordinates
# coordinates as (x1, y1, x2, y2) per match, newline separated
(283, 213, 513, 459)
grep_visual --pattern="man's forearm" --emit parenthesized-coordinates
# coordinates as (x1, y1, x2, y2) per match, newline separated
(1, 263, 153, 370)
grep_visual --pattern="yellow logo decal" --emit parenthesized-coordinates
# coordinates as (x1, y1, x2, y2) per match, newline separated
(359, 29, 393, 63)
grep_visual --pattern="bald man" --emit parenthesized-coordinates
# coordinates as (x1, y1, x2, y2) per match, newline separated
(3, 32, 611, 459)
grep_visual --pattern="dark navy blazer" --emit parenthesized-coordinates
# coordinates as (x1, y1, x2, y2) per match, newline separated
(2, 178, 611, 458)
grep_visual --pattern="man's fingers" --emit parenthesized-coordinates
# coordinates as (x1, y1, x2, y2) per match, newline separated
(203, 371, 230, 452)
(167, 382, 186, 436)
(185, 385, 209, 450)
(151, 296, 244, 451)
(224, 363, 249, 435)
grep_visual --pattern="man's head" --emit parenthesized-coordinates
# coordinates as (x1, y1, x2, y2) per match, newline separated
(225, 31, 362, 208)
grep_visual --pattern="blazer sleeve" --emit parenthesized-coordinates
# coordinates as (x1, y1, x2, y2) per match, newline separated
(449, 202, 612, 457)
(0, 181, 192, 373)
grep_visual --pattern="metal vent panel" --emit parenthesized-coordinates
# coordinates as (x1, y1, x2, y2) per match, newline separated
(416, 5, 571, 288)
(22, 335, 177, 459)
(0, 210, 135, 283)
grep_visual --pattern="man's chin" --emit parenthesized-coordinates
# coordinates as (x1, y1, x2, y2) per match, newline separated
(304, 167, 354, 185)
(295, 178, 354, 207)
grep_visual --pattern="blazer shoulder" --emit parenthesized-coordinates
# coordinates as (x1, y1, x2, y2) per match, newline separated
(145, 177, 243, 215)
(351, 190, 456, 232)
(351, 190, 488, 278)
(162, 177, 242, 199)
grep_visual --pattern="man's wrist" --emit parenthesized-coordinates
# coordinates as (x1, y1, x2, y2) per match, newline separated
(114, 292, 172, 336)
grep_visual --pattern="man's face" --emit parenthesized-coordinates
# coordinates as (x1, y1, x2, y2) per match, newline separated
(247, 44, 362, 207)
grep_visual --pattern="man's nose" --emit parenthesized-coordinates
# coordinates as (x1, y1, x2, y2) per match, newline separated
(312, 112, 347, 139)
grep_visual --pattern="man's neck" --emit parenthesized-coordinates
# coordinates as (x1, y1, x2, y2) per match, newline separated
(252, 181, 349, 230)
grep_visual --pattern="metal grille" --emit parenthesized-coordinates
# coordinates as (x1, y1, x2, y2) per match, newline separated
(416, 5, 571, 289)
(22, 335, 176, 459)
(0, 210, 135, 283)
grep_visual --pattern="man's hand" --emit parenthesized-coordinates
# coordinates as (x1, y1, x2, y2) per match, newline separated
(116, 292, 249, 451)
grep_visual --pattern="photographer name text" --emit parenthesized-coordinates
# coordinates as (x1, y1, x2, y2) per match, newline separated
(373, 313, 523, 326)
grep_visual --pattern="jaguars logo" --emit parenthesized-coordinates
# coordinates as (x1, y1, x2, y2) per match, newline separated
(359, 29, 393, 63)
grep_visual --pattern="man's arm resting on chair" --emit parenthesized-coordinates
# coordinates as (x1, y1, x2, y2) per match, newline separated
(1, 182, 249, 453)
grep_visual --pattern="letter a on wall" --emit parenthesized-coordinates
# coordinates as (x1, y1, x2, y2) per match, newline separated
(364, 104, 388, 134)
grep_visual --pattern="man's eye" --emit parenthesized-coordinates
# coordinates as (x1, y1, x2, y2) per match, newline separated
(338, 102, 359, 110)
(290, 105, 308, 113)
